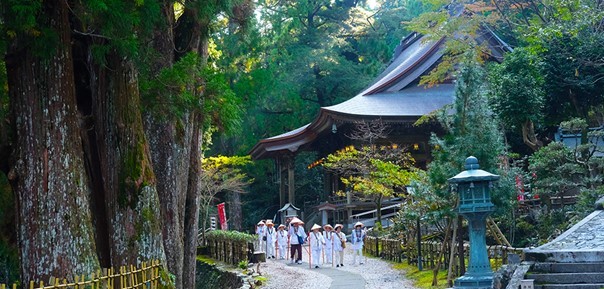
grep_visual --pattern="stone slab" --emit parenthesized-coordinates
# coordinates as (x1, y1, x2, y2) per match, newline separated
(535, 283, 604, 289)
(504, 264, 531, 289)
(531, 262, 604, 273)
(527, 273, 604, 284)
(525, 210, 604, 263)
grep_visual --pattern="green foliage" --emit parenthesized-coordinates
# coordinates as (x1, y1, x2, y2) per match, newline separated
(205, 230, 256, 243)
(529, 142, 580, 199)
(406, 4, 493, 86)
(488, 48, 545, 131)
(429, 60, 504, 187)
(500, 0, 604, 124)
(141, 53, 204, 117)
(323, 143, 419, 225)
(140, 52, 242, 141)
(200, 155, 253, 232)
(79, 0, 161, 60)
(200, 67, 242, 136)
(528, 118, 604, 208)
(196, 255, 216, 265)
(392, 261, 448, 289)
(0, 1, 62, 59)
(575, 186, 604, 217)
(396, 60, 508, 234)
(206, 0, 424, 231)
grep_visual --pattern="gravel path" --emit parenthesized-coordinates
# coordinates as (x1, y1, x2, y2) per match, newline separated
(259, 254, 332, 289)
(259, 243, 419, 289)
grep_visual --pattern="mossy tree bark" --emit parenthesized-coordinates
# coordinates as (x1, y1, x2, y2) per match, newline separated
(4, 0, 100, 282)
(142, 2, 205, 288)
(182, 113, 202, 289)
(88, 53, 166, 266)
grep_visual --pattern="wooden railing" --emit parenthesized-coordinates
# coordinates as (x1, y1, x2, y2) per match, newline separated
(1, 260, 162, 289)
(365, 236, 524, 275)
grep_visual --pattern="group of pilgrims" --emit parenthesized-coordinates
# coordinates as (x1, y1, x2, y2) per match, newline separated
(255, 217, 367, 268)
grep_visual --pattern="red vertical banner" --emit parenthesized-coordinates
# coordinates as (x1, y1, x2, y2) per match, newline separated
(217, 203, 228, 230)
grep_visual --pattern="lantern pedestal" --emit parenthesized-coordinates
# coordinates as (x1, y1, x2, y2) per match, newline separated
(454, 211, 493, 289)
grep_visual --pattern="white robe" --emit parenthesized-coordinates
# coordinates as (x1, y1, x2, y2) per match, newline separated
(265, 227, 276, 257)
(276, 230, 288, 258)
(351, 229, 365, 250)
(323, 231, 334, 264)
(309, 231, 325, 266)
(288, 226, 306, 245)
(333, 231, 346, 252)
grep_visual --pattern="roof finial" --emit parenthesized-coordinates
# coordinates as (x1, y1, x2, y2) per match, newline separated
(464, 156, 480, 170)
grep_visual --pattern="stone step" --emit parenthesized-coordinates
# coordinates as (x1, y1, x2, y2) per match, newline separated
(527, 273, 604, 284)
(531, 262, 604, 273)
(534, 283, 604, 289)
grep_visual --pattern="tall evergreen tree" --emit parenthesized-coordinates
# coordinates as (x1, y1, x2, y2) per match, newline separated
(0, 1, 248, 286)
(409, 57, 508, 225)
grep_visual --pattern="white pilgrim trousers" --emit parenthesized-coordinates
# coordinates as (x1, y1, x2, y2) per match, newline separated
(278, 244, 287, 258)
(352, 248, 363, 264)
(312, 248, 322, 267)
(266, 240, 275, 257)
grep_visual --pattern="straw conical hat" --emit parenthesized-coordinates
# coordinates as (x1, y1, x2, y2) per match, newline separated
(354, 221, 364, 228)
(257, 221, 265, 226)
(323, 224, 333, 229)
(311, 224, 321, 231)
(290, 217, 304, 224)
(334, 224, 343, 230)
(266, 220, 274, 226)
(278, 224, 285, 229)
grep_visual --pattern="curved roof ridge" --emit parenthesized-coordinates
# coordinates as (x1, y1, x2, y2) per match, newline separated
(359, 36, 446, 96)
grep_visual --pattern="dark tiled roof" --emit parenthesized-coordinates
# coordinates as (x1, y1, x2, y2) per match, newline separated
(250, 20, 511, 160)
(325, 84, 454, 117)
(265, 124, 310, 140)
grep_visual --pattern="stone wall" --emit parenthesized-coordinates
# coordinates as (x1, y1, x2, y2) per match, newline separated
(195, 260, 243, 289)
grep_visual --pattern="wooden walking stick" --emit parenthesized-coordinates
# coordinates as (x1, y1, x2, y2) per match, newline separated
(287, 235, 291, 262)
(309, 235, 312, 269)
(322, 239, 325, 265)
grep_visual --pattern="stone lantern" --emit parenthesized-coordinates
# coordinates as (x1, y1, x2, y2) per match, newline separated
(449, 156, 499, 289)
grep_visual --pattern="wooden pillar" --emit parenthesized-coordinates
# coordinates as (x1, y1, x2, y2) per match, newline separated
(278, 158, 286, 207)
(323, 172, 331, 201)
(287, 157, 295, 205)
(347, 207, 353, 229)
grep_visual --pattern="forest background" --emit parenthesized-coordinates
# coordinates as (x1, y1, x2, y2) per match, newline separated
(0, 0, 603, 287)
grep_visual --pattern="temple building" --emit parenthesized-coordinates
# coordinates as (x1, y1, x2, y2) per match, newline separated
(250, 22, 511, 229)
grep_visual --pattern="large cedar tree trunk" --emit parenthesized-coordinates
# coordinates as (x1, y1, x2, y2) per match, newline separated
(144, 3, 188, 288)
(142, 2, 206, 288)
(227, 192, 243, 231)
(5, 0, 100, 282)
(89, 53, 166, 266)
(182, 113, 202, 289)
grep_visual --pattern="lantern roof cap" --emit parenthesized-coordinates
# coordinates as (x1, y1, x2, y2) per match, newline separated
(448, 156, 500, 183)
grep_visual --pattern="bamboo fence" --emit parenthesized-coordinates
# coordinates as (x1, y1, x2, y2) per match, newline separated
(205, 239, 254, 265)
(1, 260, 162, 289)
(365, 236, 524, 275)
